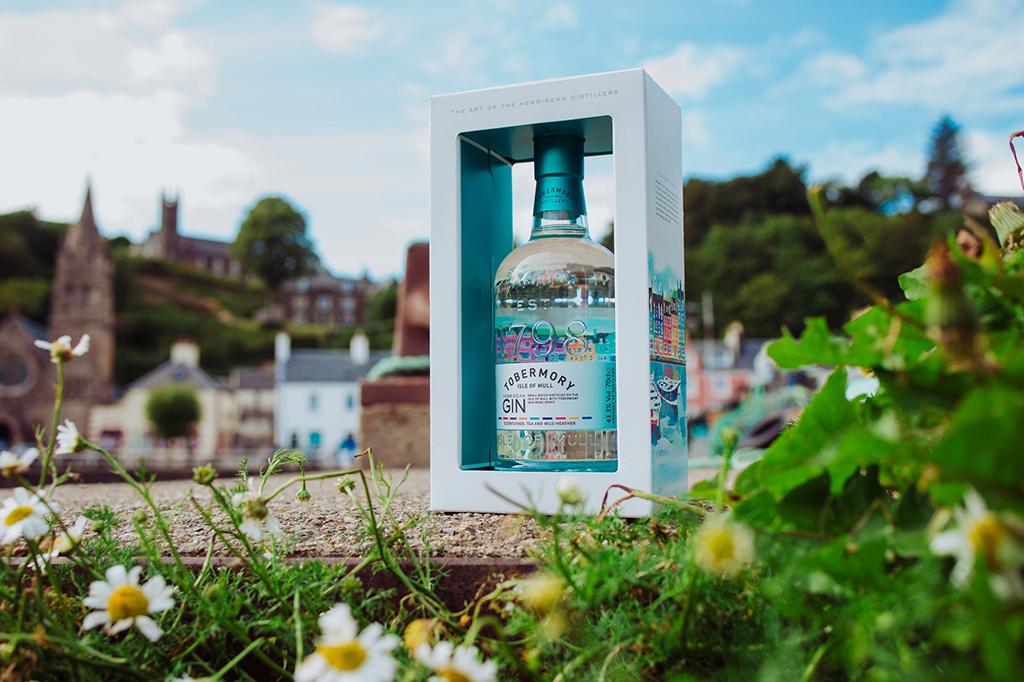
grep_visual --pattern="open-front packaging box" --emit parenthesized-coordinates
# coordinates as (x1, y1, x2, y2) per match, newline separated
(429, 69, 687, 515)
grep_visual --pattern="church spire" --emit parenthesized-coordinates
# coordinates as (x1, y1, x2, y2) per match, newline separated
(79, 182, 96, 233)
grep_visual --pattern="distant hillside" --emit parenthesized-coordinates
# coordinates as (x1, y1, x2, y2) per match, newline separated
(111, 250, 395, 386)
(0, 210, 394, 388)
(0, 211, 67, 321)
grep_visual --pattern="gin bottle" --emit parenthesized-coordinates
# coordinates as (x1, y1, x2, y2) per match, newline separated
(494, 134, 616, 470)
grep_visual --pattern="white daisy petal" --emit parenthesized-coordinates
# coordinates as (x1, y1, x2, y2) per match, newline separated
(82, 610, 110, 630)
(126, 565, 143, 586)
(134, 615, 163, 642)
(19, 514, 49, 540)
(294, 653, 329, 682)
(104, 564, 128, 587)
(107, 618, 134, 635)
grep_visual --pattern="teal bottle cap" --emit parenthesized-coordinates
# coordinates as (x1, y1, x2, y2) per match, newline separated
(533, 134, 587, 215)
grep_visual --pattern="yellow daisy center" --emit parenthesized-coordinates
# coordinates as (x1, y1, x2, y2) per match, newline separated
(4, 505, 34, 526)
(708, 530, 735, 563)
(439, 668, 474, 682)
(318, 641, 367, 671)
(970, 516, 1010, 571)
(107, 585, 149, 621)
(403, 619, 435, 651)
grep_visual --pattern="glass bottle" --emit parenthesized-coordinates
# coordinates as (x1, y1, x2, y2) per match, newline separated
(494, 133, 616, 471)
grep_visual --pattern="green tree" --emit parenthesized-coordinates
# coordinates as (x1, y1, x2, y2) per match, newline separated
(366, 280, 398, 321)
(232, 197, 320, 289)
(682, 157, 810, 249)
(145, 385, 201, 465)
(686, 214, 860, 337)
(925, 115, 970, 211)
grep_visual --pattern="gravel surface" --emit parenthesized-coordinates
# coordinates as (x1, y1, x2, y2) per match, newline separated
(46, 467, 723, 560)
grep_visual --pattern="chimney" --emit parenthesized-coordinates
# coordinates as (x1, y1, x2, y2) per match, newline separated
(275, 331, 291, 363)
(275, 331, 291, 383)
(170, 338, 199, 367)
(350, 329, 370, 365)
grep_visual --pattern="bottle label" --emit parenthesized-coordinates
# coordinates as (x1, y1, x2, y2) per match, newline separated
(534, 175, 587, 215)
(497, 361, 615, 430)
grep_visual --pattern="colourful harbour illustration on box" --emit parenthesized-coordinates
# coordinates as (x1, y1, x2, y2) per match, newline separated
(648, 251, 687, 496)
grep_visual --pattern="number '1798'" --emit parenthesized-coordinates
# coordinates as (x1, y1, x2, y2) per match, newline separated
(496, 319, 587, 361)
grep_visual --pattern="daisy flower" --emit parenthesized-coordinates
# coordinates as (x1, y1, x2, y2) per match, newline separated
(295, 603, 399, 682)
(519, 573, 565, 614)
(55, 420, 86, 456)
(34, 334, 90, 363)
(51, 515, 89, 555)
(556, 477, 585, 507)
(0, 447, 38, 478)
(82, 565, 175, 642)
(930, 488, 1024, 601)
(403, 619, 442, 652)
(232, 479, 280, 541)
(32, 515, 90, 574)
(692, 512, 756, 578)
(414, 641, 498, 682)
(1, 487, 56, 544)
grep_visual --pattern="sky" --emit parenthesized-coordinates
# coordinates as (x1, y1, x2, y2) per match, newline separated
(1, 0, 1023, 280)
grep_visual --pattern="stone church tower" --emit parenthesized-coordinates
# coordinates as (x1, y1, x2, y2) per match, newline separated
(48, 185, 116, 429)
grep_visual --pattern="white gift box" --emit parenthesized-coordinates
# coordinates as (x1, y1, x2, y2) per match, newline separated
(429, 69, 686, 516)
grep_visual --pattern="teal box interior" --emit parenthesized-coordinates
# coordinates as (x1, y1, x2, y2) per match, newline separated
(456, 116, 613, 469)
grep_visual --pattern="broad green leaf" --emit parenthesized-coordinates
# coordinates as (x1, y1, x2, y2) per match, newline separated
(756, 369, 857, 496)
(776, 473, 831, 534)
(731, 488, 778, 529)
(799, 537, 890, 592)
(899, 262, 929, 301)
(767, 317, 881, 368)
(929, 383, 1024, 489)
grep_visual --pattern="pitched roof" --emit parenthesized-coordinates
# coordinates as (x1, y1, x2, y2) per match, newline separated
(127, 361, 225, 391)
(283, 350, 389, 382)
(232, 367, 275, 390)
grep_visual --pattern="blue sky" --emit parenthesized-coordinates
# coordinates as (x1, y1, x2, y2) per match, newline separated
(1, 0, 1023, 279)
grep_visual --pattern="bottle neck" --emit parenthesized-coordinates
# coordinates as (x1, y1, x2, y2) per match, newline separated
(530, 210, 590, 240)
(530, 134, 589, 241)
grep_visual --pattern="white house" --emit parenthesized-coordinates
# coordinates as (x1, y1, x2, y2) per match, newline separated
(274, 331, 386, 463)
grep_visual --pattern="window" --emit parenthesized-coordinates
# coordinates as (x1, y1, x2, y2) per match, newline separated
(318, 295, 332, 311)
(711, 373, 730, 399)
(309, 431, 321, 447)
(346, 395, 354, 411)
(309, 393, 318, 412)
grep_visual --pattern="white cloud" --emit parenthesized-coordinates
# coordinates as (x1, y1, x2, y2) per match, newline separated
(0, 1, 212, 94)
(682, 110, 712, 150)
(804, 139, 924, 187)
(964, 127, 1024, 196)
(537, 4, 578, 31)
(0, 89, 255, 237)
(422, 31, 488, 81)
(815, 0, 1024, 112)
(128, 31, 214, 89)
(311, 3, 383, 53)
(643, 43, 745, 99)
(798, 51, 865, 87)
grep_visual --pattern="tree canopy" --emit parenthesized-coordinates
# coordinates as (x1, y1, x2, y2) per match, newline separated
(925, 115, 970, 211)
(145, 385, 201, 441)
(232, 196, 320, 289)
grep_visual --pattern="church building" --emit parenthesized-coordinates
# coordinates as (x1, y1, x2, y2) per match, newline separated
(0, 185, 116, 446)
